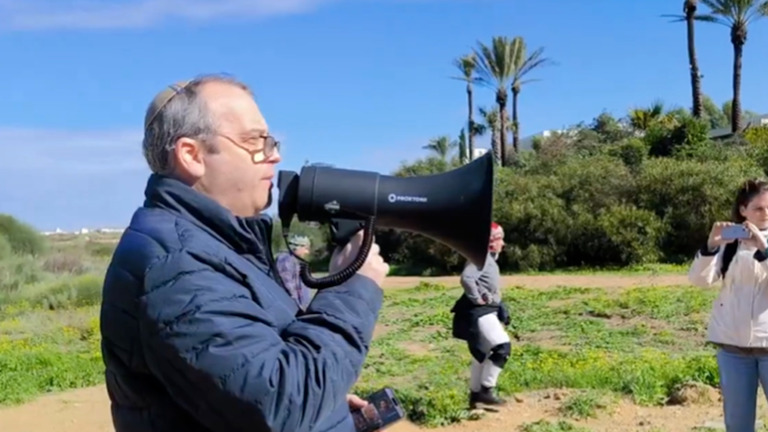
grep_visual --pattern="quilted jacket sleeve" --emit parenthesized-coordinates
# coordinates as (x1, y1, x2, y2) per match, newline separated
(138, 249, 383, 432)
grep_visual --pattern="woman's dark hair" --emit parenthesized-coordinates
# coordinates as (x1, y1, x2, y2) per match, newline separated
(732, 179, 768, 222)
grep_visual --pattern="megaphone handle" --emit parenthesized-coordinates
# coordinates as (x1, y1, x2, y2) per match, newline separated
(329, 218, 367, 246)
(299, 216, 376, 290)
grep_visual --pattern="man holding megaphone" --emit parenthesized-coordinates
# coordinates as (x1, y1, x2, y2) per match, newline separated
(99, 74, 389, 432)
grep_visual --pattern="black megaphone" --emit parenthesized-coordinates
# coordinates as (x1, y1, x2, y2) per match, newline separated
(276, 151, 494, 289)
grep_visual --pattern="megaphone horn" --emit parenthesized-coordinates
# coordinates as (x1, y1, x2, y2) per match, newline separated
(277, 151, 495, 289)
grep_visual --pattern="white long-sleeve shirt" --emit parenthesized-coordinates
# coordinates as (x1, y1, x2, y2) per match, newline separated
(689, 240, 768, 348)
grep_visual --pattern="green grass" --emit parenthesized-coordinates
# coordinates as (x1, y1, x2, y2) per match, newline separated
(387, 262, 689, 277)
(0, 303, 103, 405)
(351, 281, 720, 427)
(519, 420, 592, 432)
(512, 262, 689, 276)
(0, 232, 111, 406)
(558, 390, 615, 419)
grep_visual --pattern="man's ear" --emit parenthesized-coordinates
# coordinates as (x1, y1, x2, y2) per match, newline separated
(173, 137, 206, 179)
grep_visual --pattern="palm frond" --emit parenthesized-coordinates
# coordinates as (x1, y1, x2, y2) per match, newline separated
(660, 13, 687, 22)
(472, 36, 516, 89)
(699, 0, 767, 26)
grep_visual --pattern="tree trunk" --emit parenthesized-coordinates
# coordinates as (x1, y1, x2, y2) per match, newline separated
(731, 40, 743, 133)
(685, 1, 703, 118)
(467, 84, 474, 160)
(496, 87, 508, 166)
(512, 87, 520, 153)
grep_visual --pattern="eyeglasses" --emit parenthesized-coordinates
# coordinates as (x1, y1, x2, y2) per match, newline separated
(145, 80, 280, 164)
(217, 133, 280, 163)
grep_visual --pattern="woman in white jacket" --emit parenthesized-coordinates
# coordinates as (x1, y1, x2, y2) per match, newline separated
(689, 179, 768, 432)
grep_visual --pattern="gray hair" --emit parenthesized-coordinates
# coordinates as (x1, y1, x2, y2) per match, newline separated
(141, 73, 252, 175)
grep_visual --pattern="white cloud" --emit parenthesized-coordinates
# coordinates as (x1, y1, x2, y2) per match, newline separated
(0, 127, 147, 173)
(0, 0, 338, 31)
(0, 126, 150, 231)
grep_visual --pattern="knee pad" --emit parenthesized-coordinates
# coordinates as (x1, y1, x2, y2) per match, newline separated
(487, 342, 511, 368)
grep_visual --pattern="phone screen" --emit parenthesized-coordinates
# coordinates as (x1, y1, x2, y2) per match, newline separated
(722, 225, 750, 239)
(351, 388, 405, 432)
(351, 403, 382, 432)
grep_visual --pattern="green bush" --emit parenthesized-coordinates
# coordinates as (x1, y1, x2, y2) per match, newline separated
(0, 214, 47, 256)
(634, 157, 762, 262)
(493, 171, 570, 271)
(555, 155, 635, 213)
(83, 241, 116, 259)
(0, 255, 45, 296)
(379, 117, 766, 272)
(606, 138, 647, 169)
(646, 116, 710, 157)
(595, 204, 665, 265)
(33, 274, 104, 310)
(42, 253, 86, 274)
(0, 235, 12, 261)
(742, 125, 768, 175)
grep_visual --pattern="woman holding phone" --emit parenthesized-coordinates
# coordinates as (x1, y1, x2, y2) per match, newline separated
(689, 179, 768, 432)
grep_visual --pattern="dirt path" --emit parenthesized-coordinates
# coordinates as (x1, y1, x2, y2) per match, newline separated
(2, 273, 706, 432)
(0, 385, 736, 432)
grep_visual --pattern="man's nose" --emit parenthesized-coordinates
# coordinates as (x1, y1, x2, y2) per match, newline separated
(268, 147, 282, 163)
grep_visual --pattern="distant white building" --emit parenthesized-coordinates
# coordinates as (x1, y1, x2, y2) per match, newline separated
(97, 228, 125, 234)
(518, 129, 572, 150)
(40, 227, 125, 236)
(471, 148, 489, 160)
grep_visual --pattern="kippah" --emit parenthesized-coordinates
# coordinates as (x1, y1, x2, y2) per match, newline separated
(144, 80, 192, 130)
(288, 234, 311, 248)
(490, 222, 504, 238)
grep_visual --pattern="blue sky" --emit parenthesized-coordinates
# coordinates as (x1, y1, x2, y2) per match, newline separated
(2, 0, 768, 232)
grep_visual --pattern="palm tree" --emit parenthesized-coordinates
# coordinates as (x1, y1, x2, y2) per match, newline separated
(509, 36, 554, 153)
(422, 135, 457, 161)
(475, 107, 502, 166)
(628, 100, 678, 131)
(457, 128, 468, 163)
(473, 36, 517, 166)
(628, 100, 665, 131)
(697, 0, 767, 132)
(451, 54, 479, 161)
(722, 98, 761, 124)
(662, 0, 705, 118)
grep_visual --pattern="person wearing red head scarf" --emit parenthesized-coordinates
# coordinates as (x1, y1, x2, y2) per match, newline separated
(450, 222, 511, 409)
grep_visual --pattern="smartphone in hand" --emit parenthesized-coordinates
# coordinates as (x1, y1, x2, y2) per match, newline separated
(722, 225, 750, 240)
(350, 388, 406, 432)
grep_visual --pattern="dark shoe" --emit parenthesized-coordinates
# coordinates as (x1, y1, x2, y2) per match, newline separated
(469, 391, 480, 409)
(469, 386, 506, 409)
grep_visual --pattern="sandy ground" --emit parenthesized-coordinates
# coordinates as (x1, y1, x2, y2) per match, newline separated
(4, 272, 730, 432)
(0, 384, 744, 432)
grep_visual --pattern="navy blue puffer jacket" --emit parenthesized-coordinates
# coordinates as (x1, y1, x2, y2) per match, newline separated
(99, 174, 383, 432)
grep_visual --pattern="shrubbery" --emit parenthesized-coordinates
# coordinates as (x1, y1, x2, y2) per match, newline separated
(0, 214, 46, 256)
(0, 215, 113, 302)
(373, 113, 768, 274)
